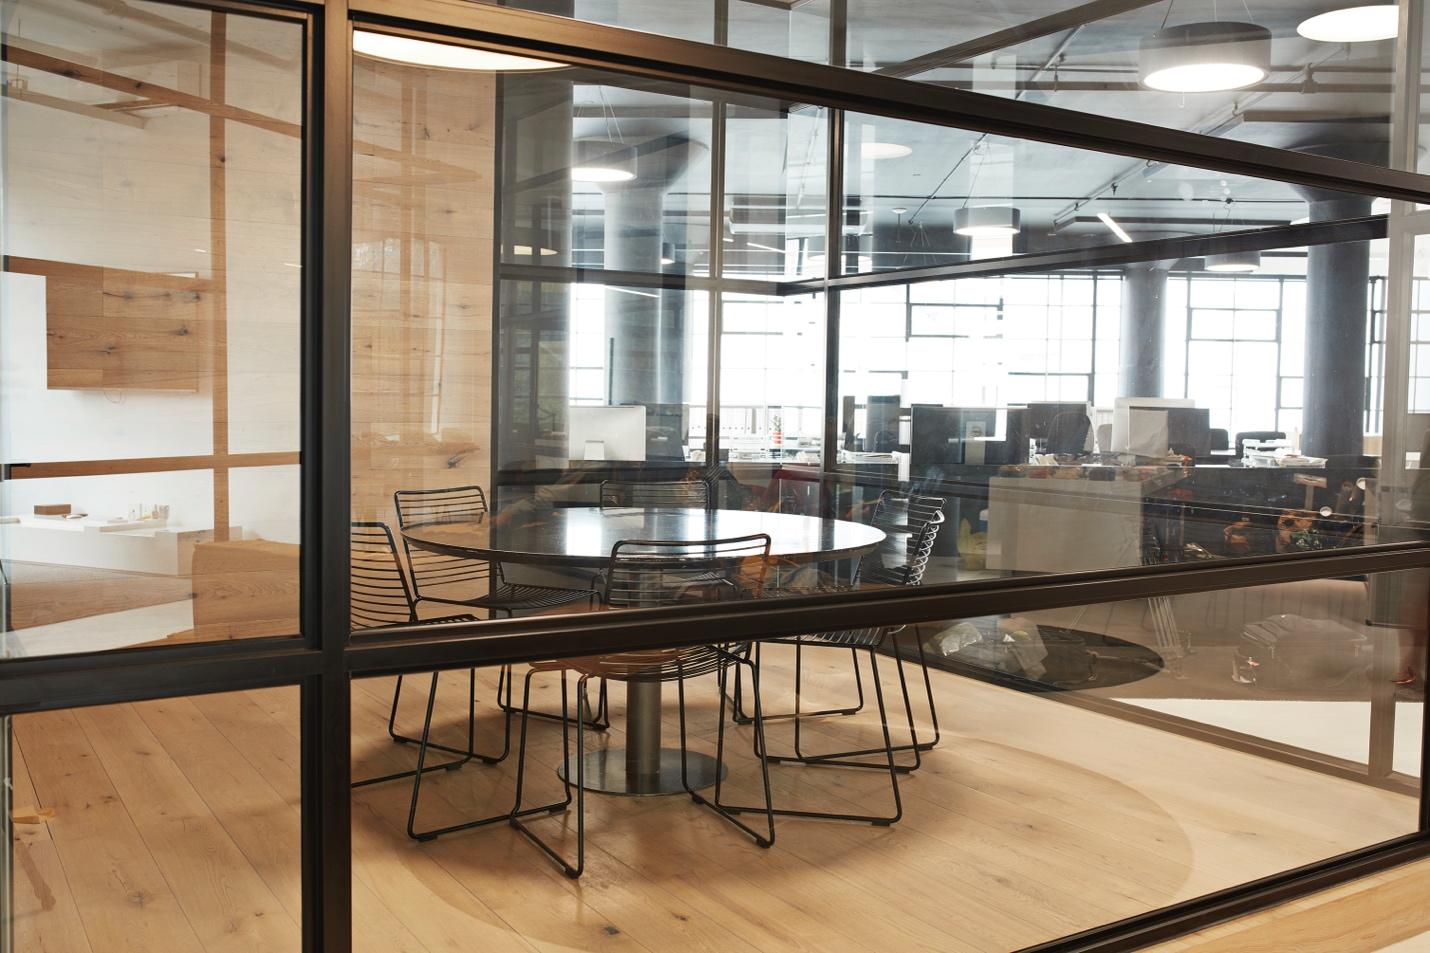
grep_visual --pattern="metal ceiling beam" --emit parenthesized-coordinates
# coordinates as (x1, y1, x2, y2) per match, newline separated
(785, 214, 1388, 292)
(872, 0, 1163, 79)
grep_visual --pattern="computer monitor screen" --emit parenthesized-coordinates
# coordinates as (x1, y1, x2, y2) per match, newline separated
(631, 402, 688, 460)
(1023, 402, 1089, 439)
(1166, 406, 1212, 457)
(568, 405, 647, 462)
(1110, 397, 1194, 454)
(866, 395, 901, 453)
(911, 406, 962, 473)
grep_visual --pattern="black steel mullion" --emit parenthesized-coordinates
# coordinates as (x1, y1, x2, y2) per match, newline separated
(345, 542, 1430, 676)
(819, 105, 844, 519)
(344, 0, 1430, 204)
(304, 3, 353, 952)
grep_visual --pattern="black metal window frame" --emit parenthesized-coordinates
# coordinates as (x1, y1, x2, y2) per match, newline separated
(3, 1, 1430, 951)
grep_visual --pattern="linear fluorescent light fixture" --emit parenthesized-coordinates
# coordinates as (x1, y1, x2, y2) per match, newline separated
(1097, 212, 1134, 243)
(353, 31, 566, 71)
(1298, 5, 1398, 42)
(1139, 21, 1271, 93)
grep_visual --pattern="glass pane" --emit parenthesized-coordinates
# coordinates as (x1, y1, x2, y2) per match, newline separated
(10, 688, 301, 949)
(1, 0, 305, 657)
(842, 111, 1376, 275)
(350, 560, 1422, 949)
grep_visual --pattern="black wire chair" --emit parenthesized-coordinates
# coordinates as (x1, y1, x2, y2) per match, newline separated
(393, 485, 609, 732)
(740, 493, 945, 790)
(733, 491, 947, 756)
(349, 521, 524, 840)
(598, 478, 713, 509)
(509, 533, 776, 879)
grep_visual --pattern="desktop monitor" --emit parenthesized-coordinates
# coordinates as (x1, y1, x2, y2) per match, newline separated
(568, 405, 647, 462)
(911, 406, 1001, 476)
(842, 395, 857, 450)
(1166, 407, 1212, 457)
(866, 395, 901, 454)
(1023, 402, 1090, 439)
(1110, 397, 1194, 455)
(630, 402, 688, 460)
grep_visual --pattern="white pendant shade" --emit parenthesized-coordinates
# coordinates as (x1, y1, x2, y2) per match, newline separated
(1139, 21, 1271, 93)
(353, 31, 566, 72)
(954, 206, 1021, 237)
(1204, 250, 1261, 272)
(1298, 5, 1399, 42)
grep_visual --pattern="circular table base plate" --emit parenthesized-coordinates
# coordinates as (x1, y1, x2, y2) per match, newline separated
(559, 748, 726, 796)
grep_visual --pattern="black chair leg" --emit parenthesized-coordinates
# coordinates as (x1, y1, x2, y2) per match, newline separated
(728, 648, 902, 826)
(729, 642, 866, 725)
(910, 625, 942, 752)
(498, 665, 609, 732)
(355, 671, 478, 788)
(382, 668, 510, 766)
(404, 670, 558, 842)
(685, 657, 774, 848)
(766, 635, 924, 772)
(511, 671, 584, 878)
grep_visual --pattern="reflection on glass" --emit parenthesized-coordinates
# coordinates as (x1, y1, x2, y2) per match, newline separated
(1, 0, 304, 657)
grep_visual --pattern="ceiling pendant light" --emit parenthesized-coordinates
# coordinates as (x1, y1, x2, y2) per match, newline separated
(954, 206, 1021, 237)
(1204, 249, 1261, 272)
(353, 31, 566, 71)
(1297, 5, 1399, 43)
(660, 241, 677, 266)
(571, 139, 637, 184)
(1139, 21, 1271, 93)
(861, 142, 912, 160)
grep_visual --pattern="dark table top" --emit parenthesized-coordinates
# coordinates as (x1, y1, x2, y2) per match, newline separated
(401, 506, 886, 568)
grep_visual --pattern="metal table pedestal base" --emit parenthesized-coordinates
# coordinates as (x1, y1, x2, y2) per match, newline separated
(559, 748, 726, 796)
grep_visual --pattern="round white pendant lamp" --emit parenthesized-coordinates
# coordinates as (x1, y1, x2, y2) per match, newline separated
(353, 31, 566, 72)
(1139, 21, 1271, 93)
(1204, 249, 1261, 272)
(861, 141, 913, 160)
(571, 139, 637, 184)
(1297, 5, 1399, 42)
(954, 206, 1021, 237)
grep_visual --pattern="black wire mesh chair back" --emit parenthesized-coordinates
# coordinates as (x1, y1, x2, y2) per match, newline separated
(393, 485, 497, 599)
(589, 533, 772, 681)
(599, 479, 712, 510)
(863, 491, 946, 587)
(350, 521, 418, 631)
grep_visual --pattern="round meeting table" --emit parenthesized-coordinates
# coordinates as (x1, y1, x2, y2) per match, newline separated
(401, 505, 886, 796)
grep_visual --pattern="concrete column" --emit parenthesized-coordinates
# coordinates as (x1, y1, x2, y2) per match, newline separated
(1291, 140, 1384, 458)
(598, 138, 702, 407)
(1299, 191, 1375, 457)
(1118, 261, 1170, 398)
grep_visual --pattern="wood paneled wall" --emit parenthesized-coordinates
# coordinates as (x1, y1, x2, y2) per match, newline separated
(351, 61, 496, 527)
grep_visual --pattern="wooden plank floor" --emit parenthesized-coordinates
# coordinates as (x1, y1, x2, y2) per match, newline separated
(9, 645, 1420, 953)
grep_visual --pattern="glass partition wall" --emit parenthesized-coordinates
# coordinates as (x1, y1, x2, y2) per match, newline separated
(6, 1, 1430, 952)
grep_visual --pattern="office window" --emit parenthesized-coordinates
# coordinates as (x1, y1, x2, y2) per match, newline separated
(1175, 274, 1287, 437)
(719, 294, 825, 456)
(1, 0, 304, 658)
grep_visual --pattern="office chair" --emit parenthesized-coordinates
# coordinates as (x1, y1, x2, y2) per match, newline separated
(1209, 428, 1230, 452)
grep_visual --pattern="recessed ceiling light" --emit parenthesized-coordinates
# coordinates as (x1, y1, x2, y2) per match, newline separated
(1140, 22, 1271, 93)
(1097, 211, 1133, 243)
(353, 30, 565, 71)
(861, 141, 912, 160)
(1205, 250, 1261, 272)
(1297, 5, 1398, 42)
(954, 206, 1021, 237)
